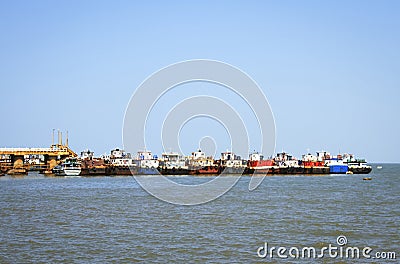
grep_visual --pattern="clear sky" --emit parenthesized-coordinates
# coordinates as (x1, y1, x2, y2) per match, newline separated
(0, 1, 399, 162)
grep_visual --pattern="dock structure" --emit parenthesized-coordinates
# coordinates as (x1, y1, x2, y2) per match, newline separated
(0, 130, 77, 174)
(0, 145, 77, 174)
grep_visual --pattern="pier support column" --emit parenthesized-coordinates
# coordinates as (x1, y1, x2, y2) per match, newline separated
(45, 155, 58, 170)
(11, 155, 24, 168)
(8, 155, 27, 175)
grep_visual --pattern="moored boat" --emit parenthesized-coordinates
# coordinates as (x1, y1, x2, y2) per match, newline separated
(324, 159, 348, 174)
(274, 152, 302, 174)
(53, 157, 81, 176)
(298, 152, 330, 174)
(342, 154, 372, 174)
(188, 149, 219, 175)
(159, 151, 190, 175)
(135, 150, 159, 175)
(105, 149, 136, 175)
(219, 151, 247, 174)
(247, 152, 275, 174)
(80, 150, 108, 176)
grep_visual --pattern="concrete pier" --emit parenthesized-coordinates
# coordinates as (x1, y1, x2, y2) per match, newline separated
(0, 145, 77, 174)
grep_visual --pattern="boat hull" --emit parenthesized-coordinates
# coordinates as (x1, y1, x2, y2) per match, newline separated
(328, 165, 348, 174)
(159, 167, 190, 175)
(63, 168, 81, 176)
(348, 166, 372, 174)
(187, 166, 219, 175)
(246, 166, 330, 175)
(106, 166, 136, 176)
(81, 167, 107, 176)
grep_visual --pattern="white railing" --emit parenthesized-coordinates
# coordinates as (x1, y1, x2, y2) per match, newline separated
(0, 147, 70, 153)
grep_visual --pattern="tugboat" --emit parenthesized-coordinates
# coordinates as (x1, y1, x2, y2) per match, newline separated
(159, 151, 190, 175)
(105, 149, 136, 175)
(134, 150, 159, 175)
(342, 154, 372, 174)
(219, 151, 247, 174)
(53, 157, 81, 176)
(299, 152, 330, 174)
(324, 154, 348, 174)
(274, 152, 302, 174)
(188, 149, 219, 175)
(247, 152, 275, 174)
(80, 150, 108, 176)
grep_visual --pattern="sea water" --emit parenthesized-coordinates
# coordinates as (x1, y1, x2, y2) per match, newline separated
(0, 165, 398, 263)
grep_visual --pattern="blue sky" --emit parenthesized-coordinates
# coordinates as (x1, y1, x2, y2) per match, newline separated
(0, 1, 399, 162)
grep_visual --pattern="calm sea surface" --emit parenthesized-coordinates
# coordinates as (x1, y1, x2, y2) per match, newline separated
(0, 164, 399, 263)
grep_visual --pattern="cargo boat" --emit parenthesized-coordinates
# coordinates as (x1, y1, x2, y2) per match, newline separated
(247, 152, 275, 174)
(273, 152, 304, 174)
(299, 152, 330, 174)
(342, 154, 372, 174)
(219, 151, 247, 174)
(135, 150, 159, 175)
(188, 150, 219, 175)
(105, 149, 136, 175)
(159, 151, 190, 175)
(80, 150, 107, 176)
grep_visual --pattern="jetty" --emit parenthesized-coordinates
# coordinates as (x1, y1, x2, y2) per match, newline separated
(0, 131, 76, 175)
